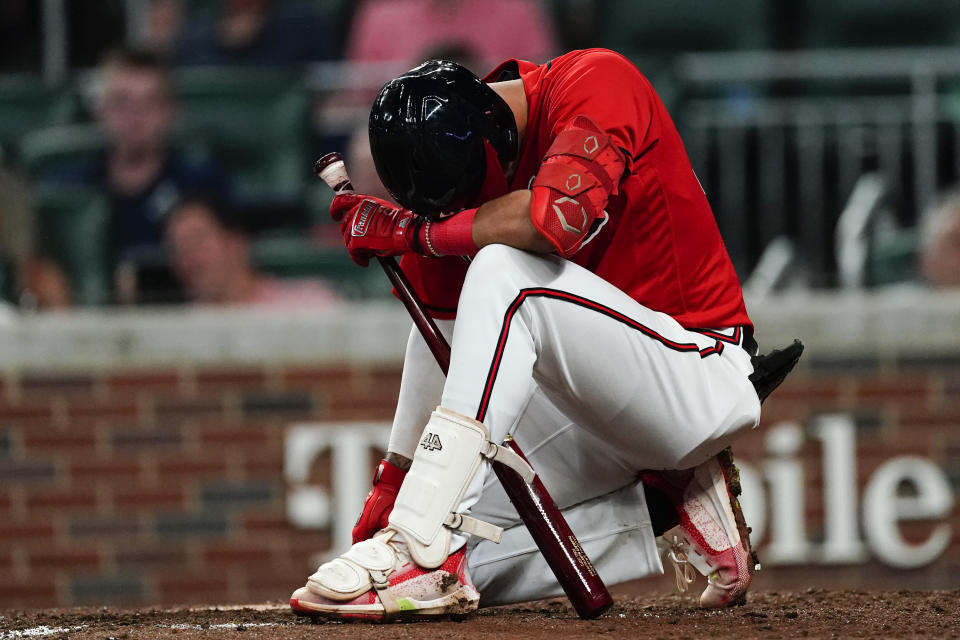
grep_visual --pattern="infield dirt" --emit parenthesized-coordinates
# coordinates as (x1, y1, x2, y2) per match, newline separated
(2, 590, 957, 640)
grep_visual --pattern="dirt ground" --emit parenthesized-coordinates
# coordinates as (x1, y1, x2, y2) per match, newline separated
(2, 590, 957, 640)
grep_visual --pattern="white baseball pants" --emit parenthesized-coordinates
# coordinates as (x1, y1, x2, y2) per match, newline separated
(389, 244, 761, 605)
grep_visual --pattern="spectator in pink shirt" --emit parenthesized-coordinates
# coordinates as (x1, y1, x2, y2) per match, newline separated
(165, 195, 339, 308)
(345, 0, 559, 70)
(920, 191, 960, 288)
(340, 43, 486, 208)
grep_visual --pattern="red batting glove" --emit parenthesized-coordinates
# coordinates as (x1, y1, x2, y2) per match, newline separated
(352, 458, 407, 543)
(330, 194, 423, 266)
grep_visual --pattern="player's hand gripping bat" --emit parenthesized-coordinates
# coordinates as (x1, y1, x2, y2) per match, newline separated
(314, 153, 613, 619)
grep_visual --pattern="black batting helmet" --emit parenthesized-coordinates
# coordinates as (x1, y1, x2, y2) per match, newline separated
(368, 60, 519, 218)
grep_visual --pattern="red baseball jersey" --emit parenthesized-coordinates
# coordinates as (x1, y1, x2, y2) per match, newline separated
(398, 48, 752, 331)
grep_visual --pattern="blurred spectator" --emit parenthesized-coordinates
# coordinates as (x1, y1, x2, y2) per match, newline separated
(0, 167, 71, 309)
(140, 0, 185, 60)
(919, 191, 960, 288)
(340, 42, 484, 205)
(43, 48, 230, 293)
(176, 0, 336, 66)
(344, 122, 392, 203)
(345, 0, 558, 69)
(165, 195, 339, 307)
(319, 0, 558, 144)
(417, 42, 483, 76)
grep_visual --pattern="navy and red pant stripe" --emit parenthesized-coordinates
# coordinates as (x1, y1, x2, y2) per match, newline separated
(474, 287, 727, 423)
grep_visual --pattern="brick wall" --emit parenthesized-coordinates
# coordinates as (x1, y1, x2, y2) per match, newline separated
(0, 362, 400, 608)
(0, 298, 957, 608)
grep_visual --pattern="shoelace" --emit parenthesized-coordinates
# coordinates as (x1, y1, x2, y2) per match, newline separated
(660, 535, 696, 594)
(706, 570, 736, 591)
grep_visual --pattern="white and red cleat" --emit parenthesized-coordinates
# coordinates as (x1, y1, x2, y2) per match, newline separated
(642, 449, 758, 608)
(290, 529, 479, 622)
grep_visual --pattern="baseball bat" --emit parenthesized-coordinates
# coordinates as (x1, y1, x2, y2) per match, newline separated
(314, 153, 613, 619)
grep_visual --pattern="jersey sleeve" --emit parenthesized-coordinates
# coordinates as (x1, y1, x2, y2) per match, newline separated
(543, 50, 660, 169)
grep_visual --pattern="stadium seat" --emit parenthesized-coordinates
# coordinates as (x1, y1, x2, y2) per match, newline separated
(803, 0, 960, 49)
(18, 124, 104, 178)
(600, 0, 770, 55)
(32, 186, 111, 306)
(0, 75, 78, 161)
(250, 235, 390, 299)
(867, 227, 919, 286)
(172, 67, 311, 205)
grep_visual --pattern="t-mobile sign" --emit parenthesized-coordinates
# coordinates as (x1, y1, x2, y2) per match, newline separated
(284, 414, 954, 569)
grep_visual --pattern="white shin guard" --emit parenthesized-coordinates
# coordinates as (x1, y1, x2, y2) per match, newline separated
(389, 407, 534, 568)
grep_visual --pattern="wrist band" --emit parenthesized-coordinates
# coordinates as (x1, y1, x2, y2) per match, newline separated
(430, 208, 479, 257)
(415, 209, 479, 258)
(422, 220, 442, 257)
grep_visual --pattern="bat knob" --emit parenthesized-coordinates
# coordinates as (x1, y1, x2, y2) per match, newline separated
(314, 152, 354, 194)
(314, 152, 342, 176)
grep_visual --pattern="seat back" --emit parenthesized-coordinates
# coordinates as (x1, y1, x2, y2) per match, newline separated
(18, 124, 104, 178)
(250, 236, 389, 299)
(0, 75, 78, 160)
(33, 186, 111, 306)
(172, 67, 310, 203)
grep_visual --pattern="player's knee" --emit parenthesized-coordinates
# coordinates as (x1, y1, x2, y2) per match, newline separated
(457, 245, 527, 308)
(472, 243, 526, 269)
(466, 244, 528, 286)
(472, 243, 554, 279)
(461, 244, 558, 307)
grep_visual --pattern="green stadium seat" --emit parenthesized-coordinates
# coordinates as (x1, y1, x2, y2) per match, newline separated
(0, 75, 79, 161)
(250, 235, 390, 299)
(32, 186, 111, 306)
(172, 67, 311, 204)
(18, 124, 104, 178)
(803, 0, 960, 49)
(867, 227, 919, 287)
(601, 0, 770, 56)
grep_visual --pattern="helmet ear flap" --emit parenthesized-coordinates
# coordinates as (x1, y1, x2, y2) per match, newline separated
(474, 139, 510, 204)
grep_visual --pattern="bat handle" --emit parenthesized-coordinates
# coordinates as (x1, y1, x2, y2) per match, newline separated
(313, 153, 452, 373)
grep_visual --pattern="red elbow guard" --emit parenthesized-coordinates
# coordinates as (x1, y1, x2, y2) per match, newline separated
(529, 116, 626, 257)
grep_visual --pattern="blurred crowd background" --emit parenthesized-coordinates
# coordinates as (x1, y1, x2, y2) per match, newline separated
(2, 0, 959, 312)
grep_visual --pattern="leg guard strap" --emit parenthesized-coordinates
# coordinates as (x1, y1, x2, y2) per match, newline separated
(481, 440, 536, 482)
(368, 568, 401, 618)
(445, 512, 503, 543)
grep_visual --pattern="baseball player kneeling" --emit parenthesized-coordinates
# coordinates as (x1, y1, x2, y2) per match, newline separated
(290, 49, 762, 621)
